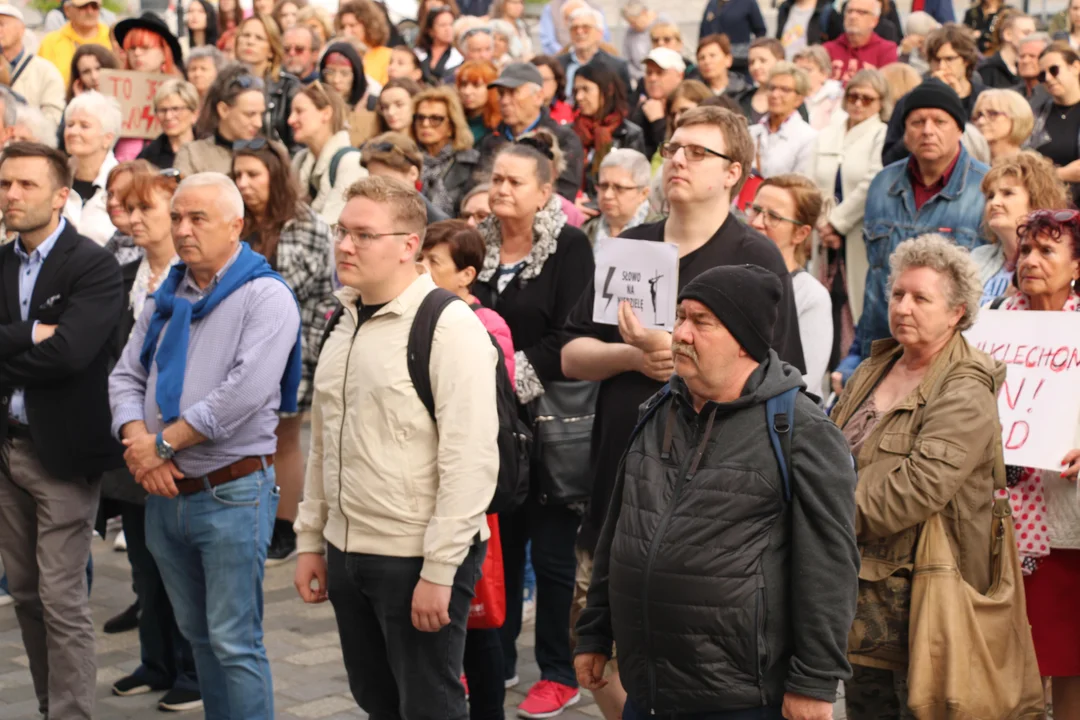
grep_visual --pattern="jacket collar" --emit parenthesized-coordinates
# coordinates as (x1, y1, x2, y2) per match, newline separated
(60, 21, 108, 42)
(857, 332, 971, 414)
(333, 271, 436, 320)
(887, 143, 972, 206)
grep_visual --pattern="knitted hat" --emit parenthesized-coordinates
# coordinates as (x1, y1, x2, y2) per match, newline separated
(677, 265, 781, 362)
(902, 78, 967, 130)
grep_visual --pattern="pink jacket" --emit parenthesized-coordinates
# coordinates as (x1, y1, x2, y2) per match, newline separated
(473, 305, 516, 383)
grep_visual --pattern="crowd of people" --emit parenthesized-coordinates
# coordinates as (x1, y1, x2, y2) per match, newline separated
(0, 0, 1079, 719)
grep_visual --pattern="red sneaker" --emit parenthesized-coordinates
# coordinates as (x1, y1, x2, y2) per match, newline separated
(461, 674, 469, 700)
(516, 680, 580, 718)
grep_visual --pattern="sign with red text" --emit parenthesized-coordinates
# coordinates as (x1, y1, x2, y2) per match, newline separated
(592, 238, 679, 331)
(965, 310, 1080, 470)
(99, 69, 171, 139)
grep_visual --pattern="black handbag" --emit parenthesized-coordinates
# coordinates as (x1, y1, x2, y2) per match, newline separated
(530, 380, 599, 506)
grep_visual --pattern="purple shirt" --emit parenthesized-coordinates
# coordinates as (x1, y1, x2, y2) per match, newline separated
(108, 247, 301, 477)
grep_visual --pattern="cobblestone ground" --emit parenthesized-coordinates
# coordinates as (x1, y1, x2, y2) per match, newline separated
(0, 534, 847, 719)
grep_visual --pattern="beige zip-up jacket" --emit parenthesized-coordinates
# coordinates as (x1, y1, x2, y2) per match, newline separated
(295, 273, 500, 586)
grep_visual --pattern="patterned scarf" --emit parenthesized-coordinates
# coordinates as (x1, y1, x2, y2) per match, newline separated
(573, 110, 626, 179)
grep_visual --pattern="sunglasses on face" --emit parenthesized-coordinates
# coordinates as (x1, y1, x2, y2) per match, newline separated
(1039, 65, 1062, 83)
(233, 137, 268, 151)
(414, 113, 447, 126)
(845, 91, 879, 106)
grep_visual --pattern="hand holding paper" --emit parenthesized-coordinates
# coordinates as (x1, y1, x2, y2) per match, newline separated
(618, 301, 671, 352)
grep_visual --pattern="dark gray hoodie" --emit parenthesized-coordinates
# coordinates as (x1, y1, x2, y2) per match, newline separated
(575, 352, 859, 714)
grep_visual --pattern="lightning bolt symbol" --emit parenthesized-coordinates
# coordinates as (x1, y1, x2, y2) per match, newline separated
(601, 266, 616, 311)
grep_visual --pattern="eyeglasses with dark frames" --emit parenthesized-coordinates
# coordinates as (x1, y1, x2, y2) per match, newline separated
(844, 91, 880, 106)
(332, 224, 412, 246)
(659, 141, 734, 163)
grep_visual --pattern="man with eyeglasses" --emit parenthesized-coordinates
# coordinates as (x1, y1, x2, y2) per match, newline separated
(282, 26, 320, 84)
(294, 176, 498, 719)
(563, 107, 806, 719)
(832, 78, 988, 395)
(37, 0, 111, 85)
(822, 0, 897, 85)
(110, 171, 301, 719)
(557, 7, 631, 103)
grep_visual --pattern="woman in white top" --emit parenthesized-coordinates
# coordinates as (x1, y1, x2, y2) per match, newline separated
(289, 82, 369, 226)
(64, 91, 121, 246)
(748, 61, 817, 178)
(793, 45, 844, 130)
(808, 68, 888, 327)
(747, 173, 832, 400)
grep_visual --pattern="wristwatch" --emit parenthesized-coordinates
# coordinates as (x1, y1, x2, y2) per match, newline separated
(155, 431, 175, 460)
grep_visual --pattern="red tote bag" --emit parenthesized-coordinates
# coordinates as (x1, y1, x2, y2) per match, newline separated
(468, 514, 506, 630)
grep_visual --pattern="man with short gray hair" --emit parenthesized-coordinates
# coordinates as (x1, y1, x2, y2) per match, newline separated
(1015, 32, 1051, 102)
(557, 7, 631, 100)
(108, 171, 302, 720)
(823, 0, 897, 84)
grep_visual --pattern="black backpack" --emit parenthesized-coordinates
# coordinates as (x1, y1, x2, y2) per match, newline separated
(319, 288, 531, 514)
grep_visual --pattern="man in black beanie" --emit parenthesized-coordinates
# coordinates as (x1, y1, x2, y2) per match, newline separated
(574, 264, 860, 720)
(831, 76, 988, 396)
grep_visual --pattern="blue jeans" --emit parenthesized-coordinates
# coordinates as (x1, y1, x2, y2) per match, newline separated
(146, 468, 278, 720)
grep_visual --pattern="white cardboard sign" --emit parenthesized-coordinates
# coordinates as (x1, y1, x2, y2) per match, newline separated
(591, 238, 680, 331)
(963, 309, 1080, 470)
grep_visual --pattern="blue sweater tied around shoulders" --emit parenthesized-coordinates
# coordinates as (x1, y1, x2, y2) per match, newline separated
(139, 242, 303, 424)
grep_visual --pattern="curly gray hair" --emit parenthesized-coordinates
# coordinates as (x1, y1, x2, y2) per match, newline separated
(888, 234, 982, 332)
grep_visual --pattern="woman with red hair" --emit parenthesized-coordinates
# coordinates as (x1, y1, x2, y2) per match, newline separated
(456, 60, 501, 144)
(113, 13, 185, 161)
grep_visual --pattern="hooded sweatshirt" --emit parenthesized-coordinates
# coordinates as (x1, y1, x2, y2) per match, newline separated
(320, 41, 368, 106)
(823, 32, 898, 85)
(575, 353, 860, 714)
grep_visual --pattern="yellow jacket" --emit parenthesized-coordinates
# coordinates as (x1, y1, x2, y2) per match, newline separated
(38, 22, 111, 86)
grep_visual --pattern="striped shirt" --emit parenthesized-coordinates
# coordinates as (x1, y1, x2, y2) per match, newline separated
(108, 246, 301, 476)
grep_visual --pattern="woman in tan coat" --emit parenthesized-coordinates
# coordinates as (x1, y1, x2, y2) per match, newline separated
(831, 234, 1007, 719)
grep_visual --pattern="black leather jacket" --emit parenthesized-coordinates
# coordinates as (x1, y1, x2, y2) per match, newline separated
(265, 71, 303, 155)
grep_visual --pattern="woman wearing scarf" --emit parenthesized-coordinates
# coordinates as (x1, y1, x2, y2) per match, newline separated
(571, 62, 644, 199)
(410, 86, 481, 217)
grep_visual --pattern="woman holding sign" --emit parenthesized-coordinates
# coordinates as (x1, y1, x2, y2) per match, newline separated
(830, 234, 1010, 718)
(990, 209, 1080, 719)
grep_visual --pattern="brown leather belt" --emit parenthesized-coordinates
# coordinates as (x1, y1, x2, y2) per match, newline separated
(174, 455, 275, 496)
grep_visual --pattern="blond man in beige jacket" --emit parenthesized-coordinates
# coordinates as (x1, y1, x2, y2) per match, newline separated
(294, 176, 499, 718)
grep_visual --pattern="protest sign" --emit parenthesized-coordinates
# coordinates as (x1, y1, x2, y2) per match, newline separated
(592, 237, 679, 331)
(964, 309, 1080, 470)
(99, 70, 172, 139)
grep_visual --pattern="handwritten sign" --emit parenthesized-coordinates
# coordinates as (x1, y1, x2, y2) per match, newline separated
(99, 69, 172, 139)
(964, 310, 1080, 470)
(592, 237, 679, 331)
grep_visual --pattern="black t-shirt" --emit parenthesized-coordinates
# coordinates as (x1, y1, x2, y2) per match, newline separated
(72, 179, 95, 204)
(356, 301, 386, 326)
(565, 214, 807, 553)
(1038, 103, 1080, 206)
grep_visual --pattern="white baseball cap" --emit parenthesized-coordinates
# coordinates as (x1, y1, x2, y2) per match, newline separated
(645, 47, 686, 73)
(0, 4, 24, 21)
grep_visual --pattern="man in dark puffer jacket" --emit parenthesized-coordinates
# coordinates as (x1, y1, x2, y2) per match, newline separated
(573, 265, 859, 720)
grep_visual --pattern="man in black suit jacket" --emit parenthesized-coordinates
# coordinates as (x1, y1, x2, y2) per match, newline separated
(0, 142, 124, 720)
(557, 6, 632, 100)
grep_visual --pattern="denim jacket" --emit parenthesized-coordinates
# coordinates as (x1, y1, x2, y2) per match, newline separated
(837, 145, 988, 379)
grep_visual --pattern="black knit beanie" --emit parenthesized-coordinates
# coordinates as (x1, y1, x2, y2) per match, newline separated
(677, 265, 781, 362)
(902, 78, 967, 130)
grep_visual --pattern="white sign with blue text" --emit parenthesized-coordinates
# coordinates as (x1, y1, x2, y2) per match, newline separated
(591, 238, 679, 331)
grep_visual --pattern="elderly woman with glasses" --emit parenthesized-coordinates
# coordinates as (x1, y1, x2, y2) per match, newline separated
(749, 61, 817, 178)
(65, 90, 123, 246)
(231, 139, 335, 564)
(748, 174, 833, 398)
(177, 65, 267, 177)
(137, 79, 199, 170)
(971, 88, 1034, 162)
(809, 68, 888, 355)
(289, 82, 369, 226)
(409, 86, 481, 217)
(987, 209, 1080, 720)
(582, 148, 651, 246)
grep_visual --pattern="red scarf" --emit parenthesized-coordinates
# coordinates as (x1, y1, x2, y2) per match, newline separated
(574, 110, 625, 181)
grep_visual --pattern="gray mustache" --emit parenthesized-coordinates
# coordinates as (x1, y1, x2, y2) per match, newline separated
(672, 341, 697, 362)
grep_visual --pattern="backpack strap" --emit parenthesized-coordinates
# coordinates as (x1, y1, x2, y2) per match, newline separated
(407, 288, 463, 422)
(766, 387, 799, 502)
(329, 146, 361, 187)
(317, 303, 346, 357)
